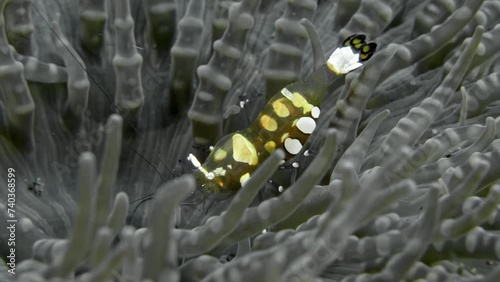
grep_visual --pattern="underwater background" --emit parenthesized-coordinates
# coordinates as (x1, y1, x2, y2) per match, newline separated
(1, 0, 500, 281)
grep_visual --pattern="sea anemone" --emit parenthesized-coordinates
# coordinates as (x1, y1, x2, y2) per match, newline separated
(1, 0, 500, 281)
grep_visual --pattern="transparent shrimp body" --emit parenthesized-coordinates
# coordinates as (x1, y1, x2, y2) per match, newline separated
(191, 34, 377, 192)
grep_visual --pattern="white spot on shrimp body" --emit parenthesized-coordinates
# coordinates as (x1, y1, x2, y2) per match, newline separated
(281, 88, 294, 100)
(311, 106, 320, 118)
(213, 167, 226, 176)
(296, 117, 316, 134)
(284, 138, 303, 155)
(187, 153, 201, 168)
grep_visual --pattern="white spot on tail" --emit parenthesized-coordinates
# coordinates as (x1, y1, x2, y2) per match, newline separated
(327, 46, 363, 74)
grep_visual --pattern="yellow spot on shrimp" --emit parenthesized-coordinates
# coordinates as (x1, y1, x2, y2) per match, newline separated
(291, 92, 313, 114)
(232, 134, 258, 165)
(264, 141, 276, 153)
(260, 114, 278, 132)
(272, 100, 290, 117)
(214, 149, 228, 161)
(240, 173, 251, 186)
